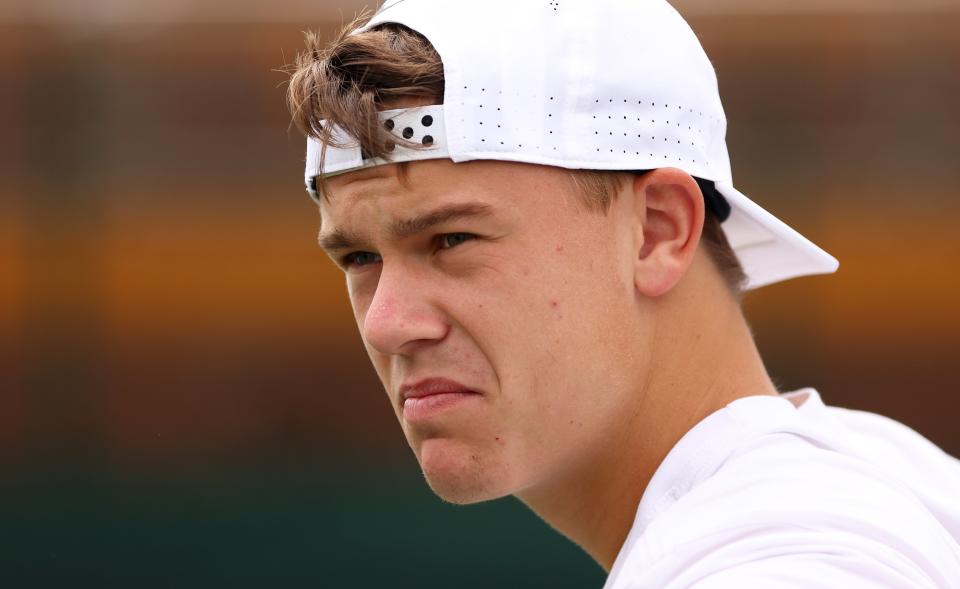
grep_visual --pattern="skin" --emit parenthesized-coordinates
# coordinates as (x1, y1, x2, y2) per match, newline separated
(317, 159, 777, 571)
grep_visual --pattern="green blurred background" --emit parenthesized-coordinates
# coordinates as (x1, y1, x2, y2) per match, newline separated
(2, 0, 959, 586)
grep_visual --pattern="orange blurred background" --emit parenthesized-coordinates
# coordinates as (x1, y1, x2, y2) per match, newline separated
(2, 1, 959, 586)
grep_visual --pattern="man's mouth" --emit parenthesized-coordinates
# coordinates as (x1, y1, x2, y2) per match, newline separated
(399, 377, 483, 422)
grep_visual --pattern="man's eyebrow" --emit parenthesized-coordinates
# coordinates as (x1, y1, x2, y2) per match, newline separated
(389, 202, 494, 240)
(317, 202, 495, 254)
(317, 228, 366, 253)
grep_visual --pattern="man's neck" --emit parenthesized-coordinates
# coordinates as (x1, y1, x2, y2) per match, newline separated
(515, 268, 777, 571)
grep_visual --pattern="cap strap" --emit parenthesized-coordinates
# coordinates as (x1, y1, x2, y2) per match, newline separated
(305, 105, 449, 203)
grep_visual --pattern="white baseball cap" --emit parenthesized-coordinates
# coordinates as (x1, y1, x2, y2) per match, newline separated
(304, 0, 839, 290)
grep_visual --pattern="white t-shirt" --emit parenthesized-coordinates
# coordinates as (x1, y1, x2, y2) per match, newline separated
(603, 389, 960, 589)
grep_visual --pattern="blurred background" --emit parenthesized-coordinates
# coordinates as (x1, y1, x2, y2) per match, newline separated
(2, 0, 959, 586)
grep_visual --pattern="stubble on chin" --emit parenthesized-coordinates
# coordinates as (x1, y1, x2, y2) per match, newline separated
(416, 437, 514, 505)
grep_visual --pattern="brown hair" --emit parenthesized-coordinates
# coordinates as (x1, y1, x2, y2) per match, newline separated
(287, 15, 747, 297)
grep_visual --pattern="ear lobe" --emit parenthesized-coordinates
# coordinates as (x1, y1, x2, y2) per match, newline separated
(631, 168, 705, 298)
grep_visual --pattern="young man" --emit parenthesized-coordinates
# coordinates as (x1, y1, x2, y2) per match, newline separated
(287, 1, 960, 586)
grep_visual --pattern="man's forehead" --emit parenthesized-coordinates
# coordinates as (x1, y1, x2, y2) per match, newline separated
(324, 163, 408, 202)
(318, 159, 503, 241)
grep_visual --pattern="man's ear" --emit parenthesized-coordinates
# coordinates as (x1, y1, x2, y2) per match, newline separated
(630, 168, 705, 298)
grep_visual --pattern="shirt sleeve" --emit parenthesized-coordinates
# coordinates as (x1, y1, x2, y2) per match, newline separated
(686, 552, 940, 589)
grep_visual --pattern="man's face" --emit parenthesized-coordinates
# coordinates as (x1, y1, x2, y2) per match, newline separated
(319, 160, 652, 504)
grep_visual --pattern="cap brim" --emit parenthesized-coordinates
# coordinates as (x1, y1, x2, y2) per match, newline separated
(714, 181, 838, 290)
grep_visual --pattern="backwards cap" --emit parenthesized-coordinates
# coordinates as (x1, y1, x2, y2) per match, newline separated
(304, 0, 839, 290)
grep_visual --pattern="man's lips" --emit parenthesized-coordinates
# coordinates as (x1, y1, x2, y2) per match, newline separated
(398, 377, 482, 420)
(400, 377, 479, 402)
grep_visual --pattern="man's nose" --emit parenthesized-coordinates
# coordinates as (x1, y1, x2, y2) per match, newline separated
(360, 266, 448, 356)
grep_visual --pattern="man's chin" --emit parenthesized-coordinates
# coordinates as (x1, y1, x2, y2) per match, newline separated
(416, 437, 514, 505)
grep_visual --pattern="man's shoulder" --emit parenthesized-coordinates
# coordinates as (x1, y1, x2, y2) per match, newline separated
(656, 429, 950, 543)
(619, 430, 960, 588)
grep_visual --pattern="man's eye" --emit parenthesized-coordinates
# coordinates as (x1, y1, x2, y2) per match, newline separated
(343, 251, 382, 267)
(439, 233, 477, 249)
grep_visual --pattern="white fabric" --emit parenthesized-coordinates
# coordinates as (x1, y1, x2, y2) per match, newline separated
(604, 390, 960, 589)
(306, 106, 449, 190)
(303, 0, 839, 290)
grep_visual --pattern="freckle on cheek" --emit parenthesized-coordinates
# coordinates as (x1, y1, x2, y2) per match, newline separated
(555, 244, 563, 253)
(550, 300, 558, 308)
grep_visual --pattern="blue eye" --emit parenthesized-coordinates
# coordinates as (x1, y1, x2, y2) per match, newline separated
(440, 233, 476, 249)
(343, 251, 382, 267)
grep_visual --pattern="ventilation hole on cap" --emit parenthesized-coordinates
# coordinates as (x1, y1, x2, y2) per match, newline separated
(608, 115, 612, 119)
(497, 124, 501, 128)
(665, 104, 669, 108)
(500, 141, 504, 145)
(623, 116, 627, 120)
(497, 107, 501, 111)
(421, 115, 433, 127)
(548, 114, 553, 117)
(609, 99, 613, 102)
(595, 131, 599, 135)
(595, 99, 600, 103)
(550, 96, 554, 100)
(479, 122, 484, 125)
(481, 88, 485, 92)
(597, 148, 601, 152)
(402, 127, 414, 139)
(549, 130, 553, 134)
(384, 119, 395, 131)
(422, 135, 434, 146)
